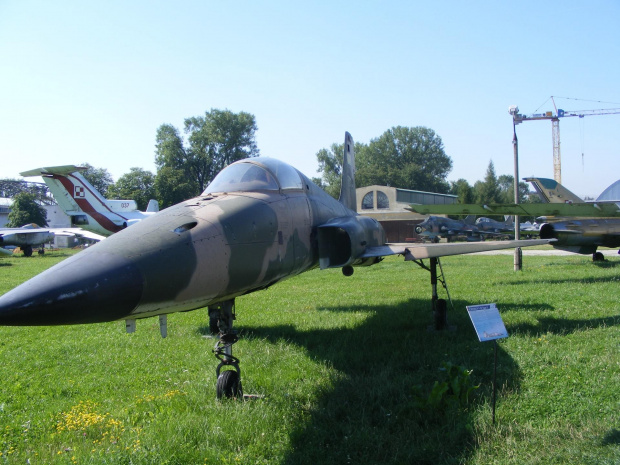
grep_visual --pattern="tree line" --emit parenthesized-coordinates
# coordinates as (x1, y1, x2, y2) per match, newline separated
(79, 108, 260, 211)
(4, 108, 537, 226)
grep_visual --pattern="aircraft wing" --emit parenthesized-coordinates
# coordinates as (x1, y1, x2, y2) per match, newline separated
(54, 228, 106, 241)
(0, 227, 52, 237)
(362, 239, 552, 260)
(0, 228, 55, 247)
(408, 203, 620, 217)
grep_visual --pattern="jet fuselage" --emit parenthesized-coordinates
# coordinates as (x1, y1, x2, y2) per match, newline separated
(0, 158, 362, 325)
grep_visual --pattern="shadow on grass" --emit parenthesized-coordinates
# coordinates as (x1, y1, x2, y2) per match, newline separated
(602, 428, 620, 446)
(593, 259, 620, 268)
(506, 275, 620, 286)
(243, 298, 521, 465)
(509, 314, 620, 337)
(453, 302, 555, 313)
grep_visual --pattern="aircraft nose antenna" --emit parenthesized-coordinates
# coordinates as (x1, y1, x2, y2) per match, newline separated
(0, 251, 143, 326)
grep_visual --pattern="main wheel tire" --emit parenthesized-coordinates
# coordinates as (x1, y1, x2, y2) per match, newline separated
(23, 246, 33, 257)
(593, 252, 605, 262)
(216, 370, 242, 400)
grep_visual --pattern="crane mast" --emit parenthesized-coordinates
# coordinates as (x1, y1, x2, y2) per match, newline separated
(509, 99, 620, 184)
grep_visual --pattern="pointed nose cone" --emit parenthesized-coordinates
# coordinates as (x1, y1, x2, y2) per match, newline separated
(0, 251, 143, 326)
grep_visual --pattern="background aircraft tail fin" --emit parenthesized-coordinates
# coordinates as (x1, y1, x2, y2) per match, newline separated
(146, 199, 160, 212)
(338, 131, 357, 211)
(22, 165, 116, 214)
(525, 177, 583, 204)
(21, 165, 90, 213)
(463, 215, 476, 225)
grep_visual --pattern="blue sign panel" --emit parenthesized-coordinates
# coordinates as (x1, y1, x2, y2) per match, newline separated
(466, 303, 508, 342)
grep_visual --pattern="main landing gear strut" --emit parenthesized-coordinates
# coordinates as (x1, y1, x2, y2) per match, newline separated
(409, 256, 455, 331)
(210, 299, 243, 399)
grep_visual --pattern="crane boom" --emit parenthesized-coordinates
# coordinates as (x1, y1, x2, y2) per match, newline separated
(510, 103, 620, 183)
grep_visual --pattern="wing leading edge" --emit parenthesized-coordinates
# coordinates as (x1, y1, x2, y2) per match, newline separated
(407, 203, 620, 217)
(363, 239, 553, 261)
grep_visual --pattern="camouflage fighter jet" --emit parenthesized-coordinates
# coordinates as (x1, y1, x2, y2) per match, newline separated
(414, 215, 506, 242)
(20, 165, 159, 236)
(475, 216, 514, 234)
(0, 133, 551, 399)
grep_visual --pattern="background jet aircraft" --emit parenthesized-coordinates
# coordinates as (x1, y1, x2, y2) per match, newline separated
(475, 216, 514, 234)
(527, 177, 620, 260)
(0, 224, 55, 256)
(414, 215, 476, 242)
(0, 224, 102, 256)
(0, 133, 550, 399)
(20, 165, 159, 236)
(414, 215, 507, 242)
(408, 201, 620, 217)
(410, 177, 620, 261)
(408, 177, 620, 218)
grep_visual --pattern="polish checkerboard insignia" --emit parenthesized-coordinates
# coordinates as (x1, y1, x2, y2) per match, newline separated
(74, 186, 85, 198)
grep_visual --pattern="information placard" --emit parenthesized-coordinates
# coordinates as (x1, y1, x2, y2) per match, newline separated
(466, 303, 508, 342)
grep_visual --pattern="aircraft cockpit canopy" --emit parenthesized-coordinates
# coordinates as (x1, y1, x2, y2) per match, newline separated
(204, 157, 303, 194)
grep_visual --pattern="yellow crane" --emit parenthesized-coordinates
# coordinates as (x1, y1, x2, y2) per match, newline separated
(509, 97, 620, 183)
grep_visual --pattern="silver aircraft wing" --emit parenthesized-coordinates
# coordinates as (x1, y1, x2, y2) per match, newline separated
(363, 239, 553, 261)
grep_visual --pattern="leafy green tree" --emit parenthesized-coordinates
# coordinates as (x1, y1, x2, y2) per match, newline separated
(155, 109, 259, 196)
(315, 126, 452, 198)
(81, 163, 114, 197)
(474, 161, 502, 204)
(154, 167, 198, 209)
(356, 127, 452, 193)
(108, 168, 156, 211)
(315, 141, 368, 198)
(7, 192, 48, 227)
(1, 179, 54, 204)
(497, 174, 530, 204)
(450, 178, 475, 204)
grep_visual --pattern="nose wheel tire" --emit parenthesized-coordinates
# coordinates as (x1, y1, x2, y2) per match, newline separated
(216, 369, 242, 399)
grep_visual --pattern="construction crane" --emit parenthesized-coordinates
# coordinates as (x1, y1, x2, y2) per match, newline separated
(509, 97, 620, 183)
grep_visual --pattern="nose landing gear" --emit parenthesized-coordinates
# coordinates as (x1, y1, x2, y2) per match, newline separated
(211, 299, 243, 400)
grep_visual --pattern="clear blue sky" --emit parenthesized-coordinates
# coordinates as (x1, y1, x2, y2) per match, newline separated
(1, 1, 619, 199)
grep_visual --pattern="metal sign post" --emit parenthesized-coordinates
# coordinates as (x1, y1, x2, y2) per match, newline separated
(466, 303, 508, 424)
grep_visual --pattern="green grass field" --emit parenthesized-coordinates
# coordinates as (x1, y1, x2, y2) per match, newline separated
(0, 249, 618, 464)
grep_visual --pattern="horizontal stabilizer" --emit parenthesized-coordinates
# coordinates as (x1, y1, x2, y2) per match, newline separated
(20, 165, 87, 177)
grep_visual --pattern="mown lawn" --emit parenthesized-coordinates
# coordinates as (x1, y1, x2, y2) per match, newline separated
(0, 248, 618, 464)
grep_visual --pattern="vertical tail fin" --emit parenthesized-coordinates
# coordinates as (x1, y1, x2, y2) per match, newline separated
(524, 177, 583, 203)
(338, 131, 357, 211)
(146, 200, 160, 212)
(21, 165, 110, 214)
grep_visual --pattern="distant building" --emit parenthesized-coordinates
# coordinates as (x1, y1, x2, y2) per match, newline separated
(0, 198, 11, 228)
(356, 185, 457, 242)
(597, 180, 620, 201)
